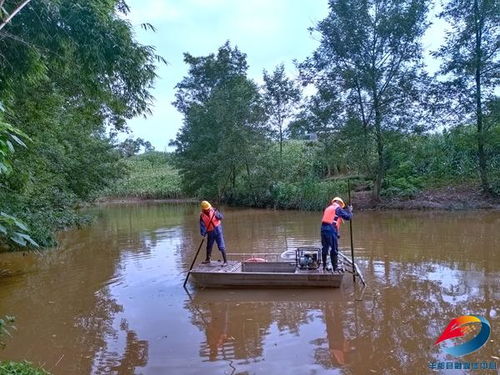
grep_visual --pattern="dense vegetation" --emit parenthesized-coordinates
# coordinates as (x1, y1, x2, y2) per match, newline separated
(0, 0, 162, 249)
(170, 0, 499, 206)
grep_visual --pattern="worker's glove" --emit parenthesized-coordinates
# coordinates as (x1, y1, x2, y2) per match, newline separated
(201, 230, 206, 237)
(348, 205, 353, 212)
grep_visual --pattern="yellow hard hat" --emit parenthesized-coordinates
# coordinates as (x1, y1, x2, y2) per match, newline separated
(331, 197, 345, 208)
(200, 200, 212, 210)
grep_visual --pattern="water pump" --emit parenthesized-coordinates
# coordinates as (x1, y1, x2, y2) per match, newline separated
(296, 247, 321, 270)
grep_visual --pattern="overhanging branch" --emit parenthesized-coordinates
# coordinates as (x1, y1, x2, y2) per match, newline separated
(0, 0, 32, 31)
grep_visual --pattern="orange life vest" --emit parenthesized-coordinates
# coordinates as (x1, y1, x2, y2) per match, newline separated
(200, 209, 221, 232)
(321, 203, 343, 231)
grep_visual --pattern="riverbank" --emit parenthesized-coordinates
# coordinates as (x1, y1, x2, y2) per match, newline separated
(353, 185, 500, 210)
(97, 184, 500, 211)
(95, 197, 197, 205)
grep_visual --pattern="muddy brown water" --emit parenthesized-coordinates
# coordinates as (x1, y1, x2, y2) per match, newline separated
(0, 203, 498, 375)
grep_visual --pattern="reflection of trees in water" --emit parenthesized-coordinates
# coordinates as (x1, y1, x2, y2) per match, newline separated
(188, 296, 329, 363)
(68, 231, 150, 375)
(330, 272, 497, 374)
(92, 318, 148, 375)
(188, 297, 319, 362)
(88, 203, 196, 259)
(73, 204, 193, 373)
(271, 302, 312, 335)
(3, 207, 497, 373)
(358, 211, 500, 271)
(0, 207, 162, 373)
(313, 303, 353, 368)
(190, 301, 273, 362)
(187, 260, 497, 374)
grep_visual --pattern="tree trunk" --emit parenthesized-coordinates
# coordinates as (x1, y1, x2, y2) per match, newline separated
(246, 162, 257, 206)
(279, 122, 283, 157)
(474, 0, 489, 194)
(355, 80, 370, 173)
(373, 96, 383, 201)
(278, 113, 284, 179)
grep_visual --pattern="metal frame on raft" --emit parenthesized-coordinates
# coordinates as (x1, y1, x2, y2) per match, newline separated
(187, 247, 366, 289)
(338, 251, 366, 286)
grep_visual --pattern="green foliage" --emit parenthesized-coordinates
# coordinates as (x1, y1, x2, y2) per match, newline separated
(299, 0, 431, 199)
(223, 140, 351, 209)
(434, 0, 499, 192)
(0, 119, 28, 175)
(117, 137, 155, 157)
(103, 152, 182, 199)
(172, 42, 267, 198)
(0, 1, 160, 248)
(380, 120, 500, 198)
(0, 361, 50, 375)
(0, 316, 50, 375)
(0, 213, 38, 248)
(271, 180, 348, 210)
(0, 113, 38, 248)
(262, 64, 301, 155)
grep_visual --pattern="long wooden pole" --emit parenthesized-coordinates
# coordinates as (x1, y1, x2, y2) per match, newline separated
(183, 208, 217, 288)
(183, 237, 205, 288)
(348, 179, 355, 283)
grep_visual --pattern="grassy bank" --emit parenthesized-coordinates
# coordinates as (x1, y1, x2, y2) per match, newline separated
(101, 152, 183, 199)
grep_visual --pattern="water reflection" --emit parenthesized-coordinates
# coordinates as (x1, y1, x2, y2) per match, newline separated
(187, 264, 498, 374)
(315, 304, 353, 368)
(0, 204, 498, 374)
(187, 290, 362, 373)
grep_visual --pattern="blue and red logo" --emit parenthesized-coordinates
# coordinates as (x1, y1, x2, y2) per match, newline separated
(435, 315, 491, 357)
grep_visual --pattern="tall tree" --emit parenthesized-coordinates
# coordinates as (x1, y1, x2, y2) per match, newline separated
(172, 42, 266, 199)
(434, 0, 499, 194)
(299, 0, 430, 200)
(118, 137, 155, 157)
(0, 0, 162, 246)
(262, 64, 301, 157)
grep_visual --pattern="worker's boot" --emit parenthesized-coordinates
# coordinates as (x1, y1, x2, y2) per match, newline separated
(331, 253, 338, 271)
(221, 252, 228, 267)
(202, 248, 212, 264)
(201, 256, 211, 264)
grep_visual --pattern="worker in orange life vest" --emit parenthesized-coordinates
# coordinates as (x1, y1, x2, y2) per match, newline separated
(200, 200, 227, 266)
(321, 197, 353, 271)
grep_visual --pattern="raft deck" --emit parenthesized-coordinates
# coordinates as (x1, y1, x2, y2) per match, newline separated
(189, 261, 344, 288)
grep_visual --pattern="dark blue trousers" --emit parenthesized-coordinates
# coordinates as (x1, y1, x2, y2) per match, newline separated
(321, 227, 339, 270)
(206, 226, 226, 261)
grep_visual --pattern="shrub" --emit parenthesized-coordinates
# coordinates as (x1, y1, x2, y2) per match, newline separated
(0, 361, 50, 375)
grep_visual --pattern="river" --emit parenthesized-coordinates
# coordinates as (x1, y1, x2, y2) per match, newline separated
(0, 203, 498, 374)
